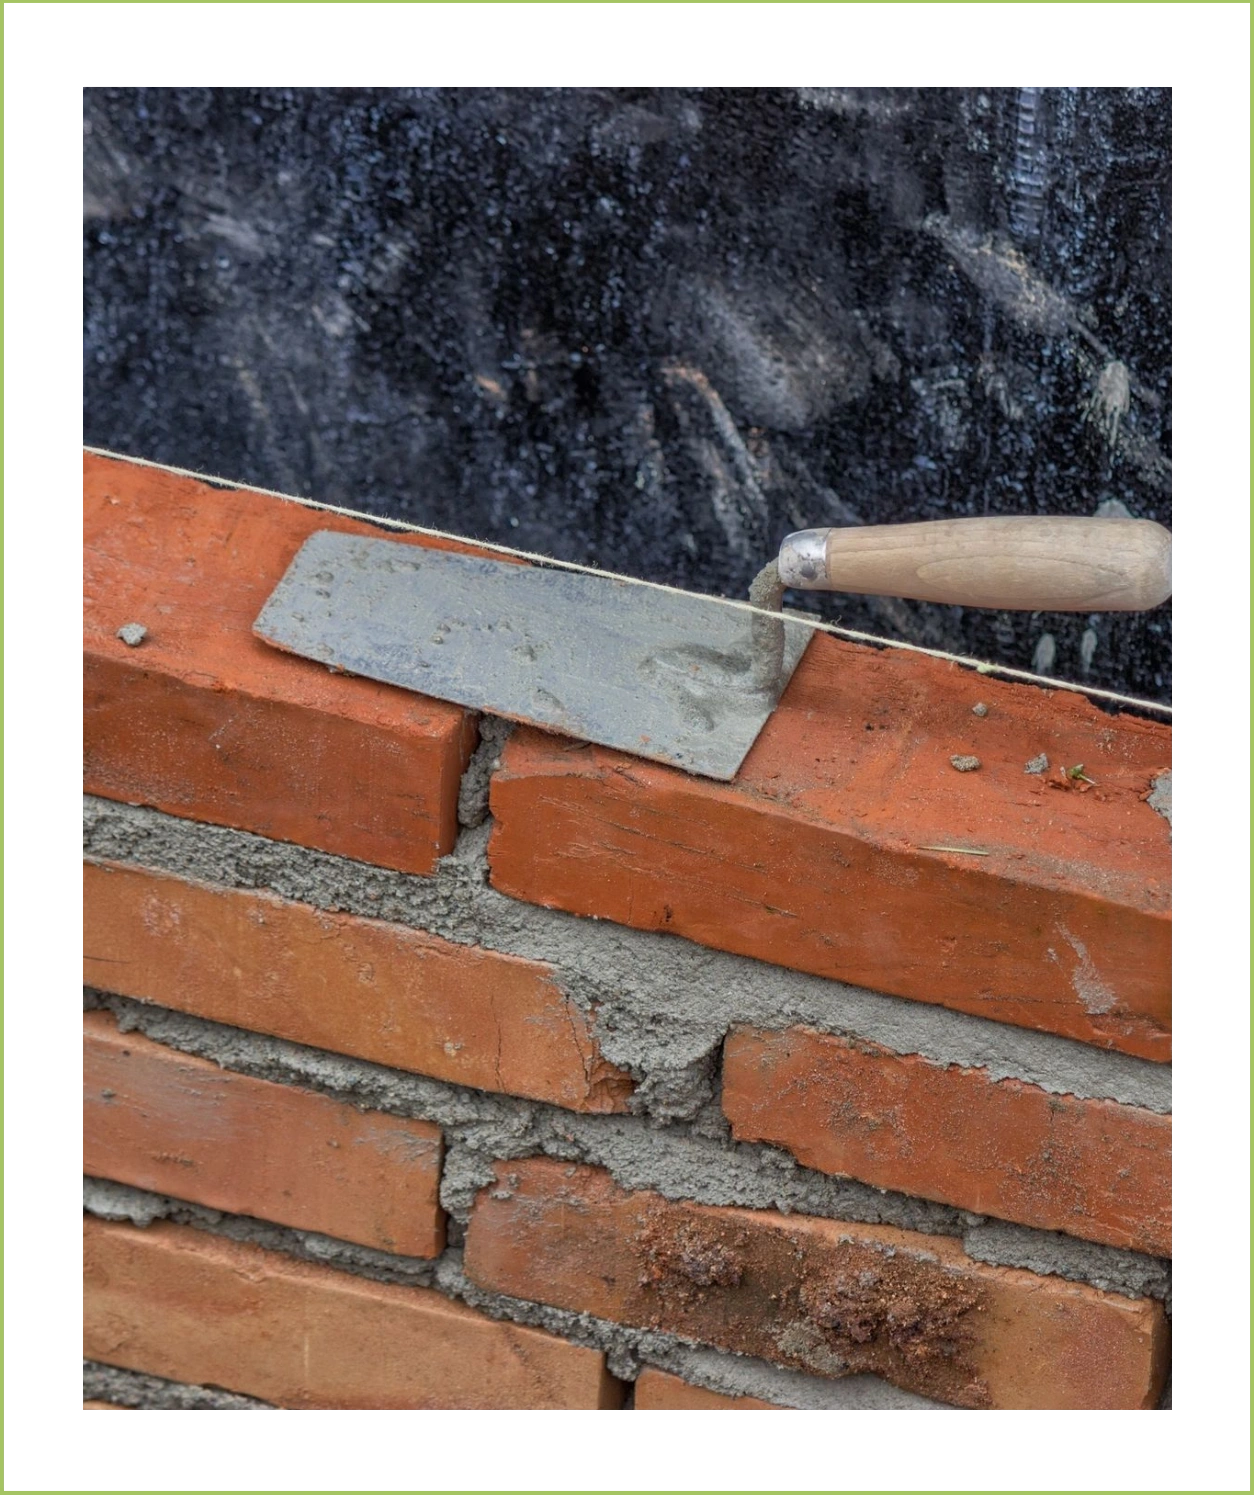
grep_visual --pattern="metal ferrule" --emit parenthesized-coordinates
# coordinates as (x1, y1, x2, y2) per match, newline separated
(777, 528, 830, 589)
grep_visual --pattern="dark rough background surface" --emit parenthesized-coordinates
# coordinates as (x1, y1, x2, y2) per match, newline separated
(84, 87, 1171, 701)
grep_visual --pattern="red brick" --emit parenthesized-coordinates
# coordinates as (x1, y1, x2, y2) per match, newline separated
(723, 1026, 1170, 1257)
(463, 1158, 1167, 1410)
(84, 452, 485, 875)
(84, 1009, 446, 1257)
(84, 1215, 622, 1409)
(487, 638, 1170, 1060)
(83, 860, 633, 1113)
(633, 1368, 777, 1409)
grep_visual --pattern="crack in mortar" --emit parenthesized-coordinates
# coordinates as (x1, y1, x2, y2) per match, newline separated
(83, 797, 1170, 1115)
(82, 999, 1172, 1302)
(82, 1179, 945, 1408)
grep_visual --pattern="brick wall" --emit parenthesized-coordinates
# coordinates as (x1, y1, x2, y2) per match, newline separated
(83, 452, 1171, 1410)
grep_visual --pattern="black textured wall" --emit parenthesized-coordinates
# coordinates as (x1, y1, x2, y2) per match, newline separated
(84, 87, 1171, 700)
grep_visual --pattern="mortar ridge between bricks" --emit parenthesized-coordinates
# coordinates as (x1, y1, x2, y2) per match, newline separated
(81, 1177, 945, 1408)
(80, 1003, 1171, 1303)
(82, 795, 1171, 1115)
(83, 1360, 274, 1410)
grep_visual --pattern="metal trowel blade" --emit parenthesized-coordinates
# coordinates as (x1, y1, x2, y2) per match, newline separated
(254, 531, 813, 781)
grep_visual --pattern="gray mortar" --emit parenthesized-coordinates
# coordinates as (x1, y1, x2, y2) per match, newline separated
(1147, 770, 1172, 829)
(84, 995, 1172, 1299)
(85, 1176, 443, 1286)
(84, 1360, 272, 1410)
(457, 715, 515, 829)
(85, 992, 963, 1237)
(83, 1179, 940, 1408)
(640, 1347, 949, 1409)
(962, 1220, 1171, 1305)
(83, 796, 1171, 1114)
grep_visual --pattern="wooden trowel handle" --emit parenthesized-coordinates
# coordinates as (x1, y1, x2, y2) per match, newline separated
(776, 517, 1171, 611)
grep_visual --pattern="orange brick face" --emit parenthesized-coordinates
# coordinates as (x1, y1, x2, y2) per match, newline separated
(84, 453, 479, 874)
(633, 1368, 777, 1409)
(463, 1159, 1168, 1410)
(83, 860, 633, 1113)
(722, 1026, 1171, 1257)
(84, 1215, 623, 1409)
(487, 636, 1170, 1060)
(84, 1010, 446, 1257)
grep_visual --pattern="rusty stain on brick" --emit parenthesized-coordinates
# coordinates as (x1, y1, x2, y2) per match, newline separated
(796, 1242, 989, 1406)
(637, 1209, 989, 1406)
(638, 1211, 747, 1295)
(631, 1200, 983, 1404)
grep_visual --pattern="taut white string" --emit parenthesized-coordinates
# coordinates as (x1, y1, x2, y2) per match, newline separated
(84, 446, 1172, 718)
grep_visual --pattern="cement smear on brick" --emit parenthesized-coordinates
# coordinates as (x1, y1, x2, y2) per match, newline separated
(1147, 770, 1172, 829)
(84, 998, 1171, 1300)
(83, 796, 1171, 1115)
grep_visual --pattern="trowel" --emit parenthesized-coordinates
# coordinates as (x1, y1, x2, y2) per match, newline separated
(255, 515, 1171, 781)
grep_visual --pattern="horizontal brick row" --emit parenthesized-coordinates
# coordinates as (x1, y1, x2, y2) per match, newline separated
(84, 1010, 445, 1257)
(463, 1158, 1168, 1410)
(722, 1026, 1170, 1256)
(84, 454, 1170, 1061)
(83, 855, 1169, 1255)
(84, 1215, 623, 1409)
(83, 859, 632, 1113)
(84, 452, 481, 876)
(487, 703, 1171, 1060)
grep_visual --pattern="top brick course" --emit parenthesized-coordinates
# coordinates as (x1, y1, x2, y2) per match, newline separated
(488, 645, 1170, 1059)
(85, 454, 1170, 1059)
(84, 454, 477, 875)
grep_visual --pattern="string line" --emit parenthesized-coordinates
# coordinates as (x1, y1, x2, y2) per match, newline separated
(83, 446, 1172, 718)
